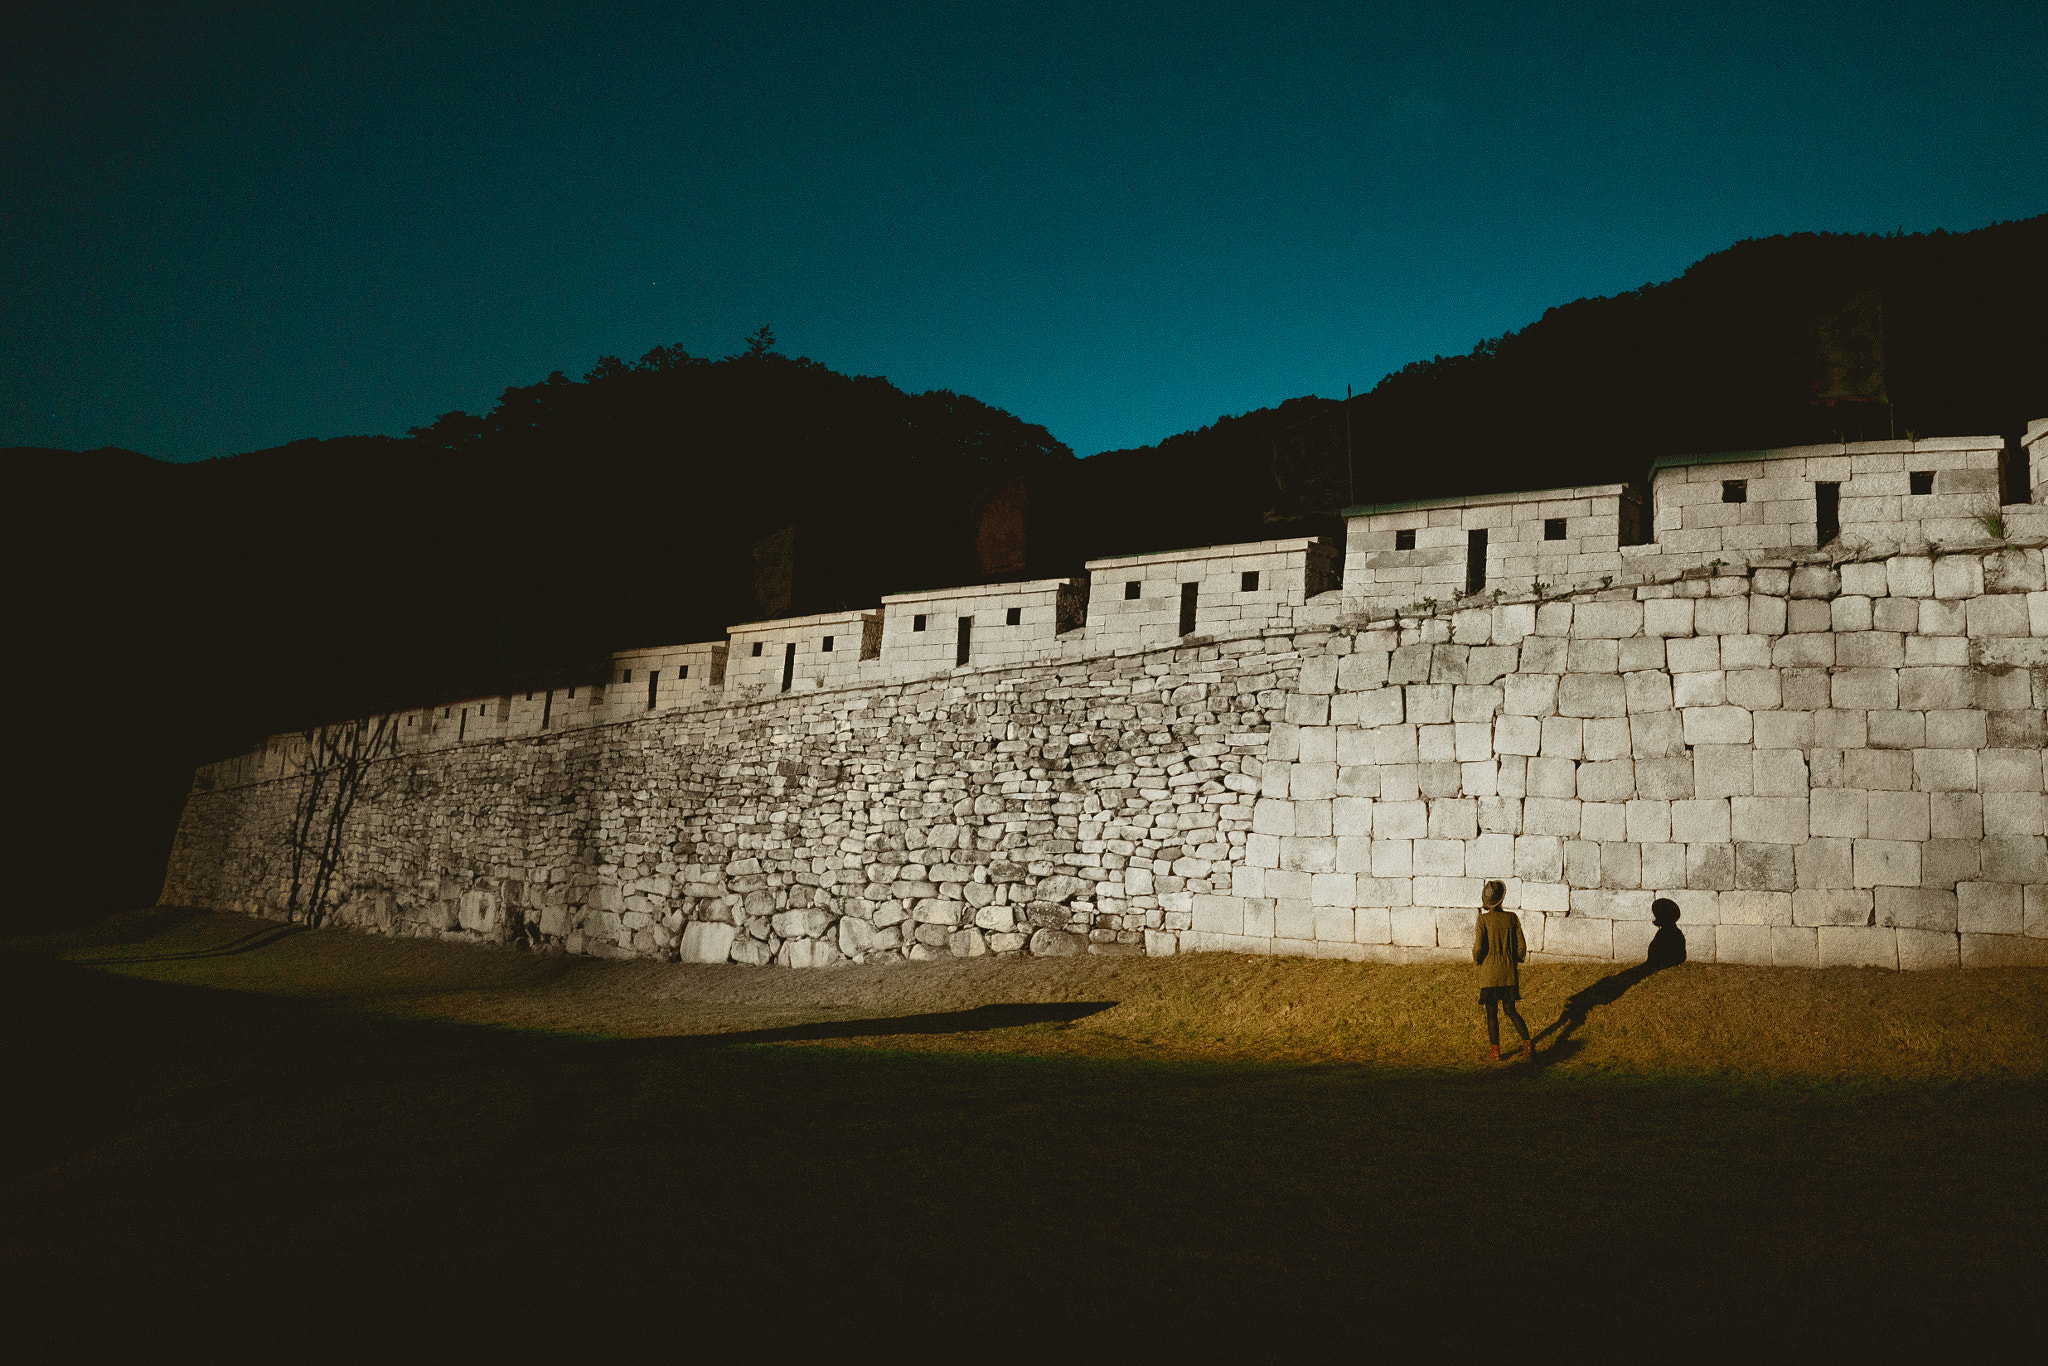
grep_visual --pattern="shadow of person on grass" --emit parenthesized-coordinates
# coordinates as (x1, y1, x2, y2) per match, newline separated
(1529, 899, 1685, 1067)
(72, 921, 308, 965)
(638, 1000, 1121, 1050)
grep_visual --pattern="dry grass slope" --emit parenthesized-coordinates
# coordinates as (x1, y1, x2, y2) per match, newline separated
(46, 909, 2046, 1078)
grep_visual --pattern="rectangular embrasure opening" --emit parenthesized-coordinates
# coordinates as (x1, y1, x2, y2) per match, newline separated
(1465, 529, 1487, 594)
(780, 642, 796, 691)
(1394, 529, 1415, 550)
(1178, 582, 1198, 635)
(955, 616, 972, 666)
(1815, 481, 1840, 546)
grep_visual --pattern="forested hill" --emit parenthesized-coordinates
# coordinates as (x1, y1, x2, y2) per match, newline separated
(1087, 214, 2046, 543)
(7, 216, 2045, 925)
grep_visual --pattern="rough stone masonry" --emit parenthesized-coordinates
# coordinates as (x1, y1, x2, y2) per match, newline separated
(161, 426, 2048, 971)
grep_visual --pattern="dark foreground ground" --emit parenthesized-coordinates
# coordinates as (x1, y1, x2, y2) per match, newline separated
(4, 910, 2044, 1358)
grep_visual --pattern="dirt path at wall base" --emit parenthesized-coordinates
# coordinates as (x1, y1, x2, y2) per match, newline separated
(4, 910, 2044, 1355)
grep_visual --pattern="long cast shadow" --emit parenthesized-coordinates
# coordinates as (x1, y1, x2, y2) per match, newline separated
(72, 922, 309, 965)
(624, 1000, 1120, 1050)
(1530, 905, 1687, 1068)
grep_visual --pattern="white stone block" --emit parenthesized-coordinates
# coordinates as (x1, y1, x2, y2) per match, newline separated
(1771, 925, 1819, 966)
(1818, 926, 1898, 969)
(1682, 706, 1752, 745)
(1545, 915, 1612, 958)
(1557, 673, 1627, 718)
(1191, 895, 1246, 934)
(1251, 798, 1295, 836)
(1810, 789, 1867, 839)
(1389, 906, 1436, 946)
(1715, 923, 1772, 965)
(1932, 556, 1982, 599)
(1670, 799, 1730, 843)
(1643, 598, 1694, 637)
(679, 920, 737, 964)
(1912, 748, 1976, 792)
(1895, 928, 1959, 970)
(1980, 749, 2045, 793)
(1720, 890, 1792, 925)
(1793, 889, 1871, 927)
(1852, 839, 1920, 887)
(1886, 556, 1934, 598)
(1957, 881, 2024, 935)
(1730, 796, 1807, 844)
(1840, 561, 1889, 597)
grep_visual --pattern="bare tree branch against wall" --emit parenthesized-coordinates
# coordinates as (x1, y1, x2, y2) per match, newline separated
(283, 716, 393, 927)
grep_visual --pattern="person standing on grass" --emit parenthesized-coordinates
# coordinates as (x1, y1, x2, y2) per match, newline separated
(1472, 879, 1531, 1061)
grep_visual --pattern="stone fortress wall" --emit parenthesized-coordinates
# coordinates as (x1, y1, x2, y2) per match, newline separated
(162, 420, 2048, 971)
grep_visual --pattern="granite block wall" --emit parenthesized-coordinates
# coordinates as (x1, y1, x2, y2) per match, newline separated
(1198, 544, 2046, 971)
(166, 538, 2046, 971)
(165, 633, 1308, 967)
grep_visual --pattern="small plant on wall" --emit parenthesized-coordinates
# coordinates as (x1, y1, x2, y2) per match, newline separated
(1978, 506, 2011, 548)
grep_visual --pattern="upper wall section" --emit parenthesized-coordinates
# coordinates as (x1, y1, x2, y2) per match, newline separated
(879, 577, 1087, 678)
(193, 424, 2043, 782)
(1085, 537, 1342, 653)
(1345, 427, 2047, 621)
(1648, 435, 2006, 561)
(725, 610, 881, 701)
(1345, 483, 1643, 620)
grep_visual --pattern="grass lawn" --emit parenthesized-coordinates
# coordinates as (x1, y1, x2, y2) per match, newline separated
(5, 909, 2044, 1356)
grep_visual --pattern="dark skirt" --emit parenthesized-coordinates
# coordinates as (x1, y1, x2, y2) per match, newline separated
(1478, 985, 1520, 1005)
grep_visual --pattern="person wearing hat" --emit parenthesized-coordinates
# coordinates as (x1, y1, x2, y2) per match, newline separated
(1471, 879, 1531, 1061)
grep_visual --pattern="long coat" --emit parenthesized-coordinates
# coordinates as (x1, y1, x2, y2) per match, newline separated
(1471, 909, 1527, 989)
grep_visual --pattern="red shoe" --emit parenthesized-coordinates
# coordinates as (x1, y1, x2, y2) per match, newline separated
(1488, 1044, 1502, 1061)
(1522, 1040, 1534, 1061)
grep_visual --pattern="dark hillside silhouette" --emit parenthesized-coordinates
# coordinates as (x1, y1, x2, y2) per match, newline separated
(5, 217, 2043, 927)
(1086, 215, 2046, 552)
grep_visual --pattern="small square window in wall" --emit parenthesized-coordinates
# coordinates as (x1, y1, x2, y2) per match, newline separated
(1544, 518, 1567, 540)
(621, 669, 631, 683)
(1394, 529, 1415, 550)
(1005, 607, 1021, 625)
(1240, 570, 1259, 591)
(1124, 581, 1141, 600)
(751, 642, 763, 657)
(1910, 471, 1934, 495)
(1723, 480, 1747, 504)
(913, 614, 927, 631)
(679, 665, 689, 679)
(821, 635, 834, 652)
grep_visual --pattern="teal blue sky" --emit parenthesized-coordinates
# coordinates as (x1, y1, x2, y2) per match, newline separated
(5, 1, 2044, 461)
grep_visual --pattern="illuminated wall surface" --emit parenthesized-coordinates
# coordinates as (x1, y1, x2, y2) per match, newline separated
(162, 421, 2048, 969)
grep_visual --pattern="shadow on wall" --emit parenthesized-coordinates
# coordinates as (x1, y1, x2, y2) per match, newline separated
(1534, 899, 1687, 1064)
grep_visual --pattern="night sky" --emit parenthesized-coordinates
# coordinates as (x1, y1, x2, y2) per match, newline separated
(6, 1, 2043, 463)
